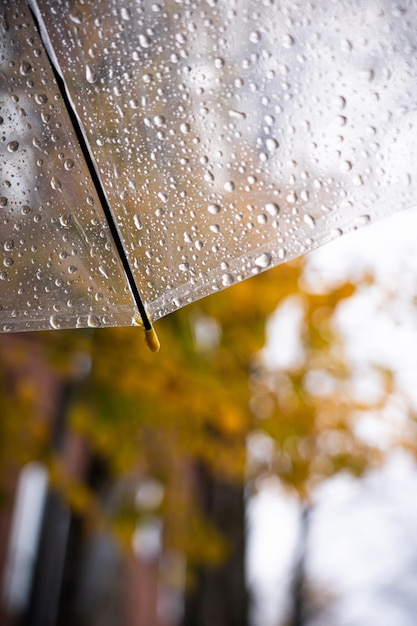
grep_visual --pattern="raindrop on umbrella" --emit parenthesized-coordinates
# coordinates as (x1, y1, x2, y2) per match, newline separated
(1, 0, 417, 353)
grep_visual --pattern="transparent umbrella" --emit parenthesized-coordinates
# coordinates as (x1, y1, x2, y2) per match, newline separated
(2, 0, 417, 349)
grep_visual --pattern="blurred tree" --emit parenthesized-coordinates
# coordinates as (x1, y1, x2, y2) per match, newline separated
(248, 278, 388, 498)
(0, 259, 407, 626)
(247, 271, 406, 626)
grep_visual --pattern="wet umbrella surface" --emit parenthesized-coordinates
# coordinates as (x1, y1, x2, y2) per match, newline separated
(1, 0, 417, 337)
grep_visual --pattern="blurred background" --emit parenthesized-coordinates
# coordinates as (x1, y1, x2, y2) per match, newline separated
(2, 206, 417, 626)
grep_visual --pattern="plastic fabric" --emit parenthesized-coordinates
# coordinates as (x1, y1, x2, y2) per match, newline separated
(2, 0, 417, 330)
(0, 1, 135, 331)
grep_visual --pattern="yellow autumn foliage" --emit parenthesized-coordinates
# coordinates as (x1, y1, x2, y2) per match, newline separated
(0, 260, 410, 565)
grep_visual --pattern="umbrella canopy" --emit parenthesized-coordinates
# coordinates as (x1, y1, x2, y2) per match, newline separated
(2, 0, 417, 336)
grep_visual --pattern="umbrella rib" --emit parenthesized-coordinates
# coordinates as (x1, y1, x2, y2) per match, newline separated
(28, 0, 153, 332)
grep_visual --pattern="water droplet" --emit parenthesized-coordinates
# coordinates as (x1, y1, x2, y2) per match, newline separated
(333, 95, 346, 109)
(228, 109, 246, 120)
(21, 205, 31, 215)
(59, 214, 72, 228)
(50, 315, 62, 330)
(340, 160, 352, 172)
(180, 122, 191, 134)
(222, 273, 235, 287)
(175, 32, 187, 45)
(282, 34, 295, 48)
(340, 38, 352, 53)
(32, 137, 42, 150)
(87, 315, 100, 328)
(35, 93, 48, 105)
(154, 115, 165, 127)
(249, 31, 261, 44)
(4, 239, 14, 251)
(64, 158, 74, 170)
(19, 61, 32, 75)
(3, 257, 14, 267)
(68, 265, 78, 274)
(303, 214, 316, 228)
(265, 138, 279, 152)
(214, 57, 225, 68)
(255, 253, 272, 269)
(85, 64, 97, 84)
(0, 271, 7, 280)
(69, 12, 83, 24)
(354, 214, 371, 227)
(7, 141, 19, 152)
(129, 98, 140, 109)
(134, 214, 143, 230)
(0, 197, 8, 207)
(139, 34, 151, 48)
(98, 265, 109, 279)
(359, 69, 374, 82)
(224, 181, 235, 192)
(265, 202, 279, 216)
(172, 297, 183, 308)
(208, 204, 221, 215)
(51, 176, 62, 191)
(120, 7, 131, 20)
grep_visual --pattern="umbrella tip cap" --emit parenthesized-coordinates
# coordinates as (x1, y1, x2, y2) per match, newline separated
(145, 326, 160, 353)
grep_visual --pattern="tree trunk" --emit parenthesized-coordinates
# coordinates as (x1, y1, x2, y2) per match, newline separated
(183, 464, 248, 626)
(289, 504, 311, 626)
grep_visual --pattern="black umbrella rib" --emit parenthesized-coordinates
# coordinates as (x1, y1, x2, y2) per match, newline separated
(28, 1, 152, 331)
